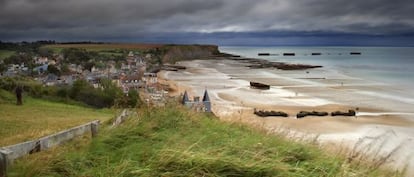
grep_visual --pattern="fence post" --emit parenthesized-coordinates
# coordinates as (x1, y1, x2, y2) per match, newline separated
(0, 150, 11, 177)
(91, 121, 99, 138)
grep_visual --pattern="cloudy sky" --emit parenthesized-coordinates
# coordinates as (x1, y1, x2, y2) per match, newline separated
(1, 0, 413, 45)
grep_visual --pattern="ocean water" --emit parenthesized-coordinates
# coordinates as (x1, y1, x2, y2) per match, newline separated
(219, 46, 414, 90)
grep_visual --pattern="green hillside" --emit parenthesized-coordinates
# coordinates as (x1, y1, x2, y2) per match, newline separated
(0, 89, 114, 146)
(8, 103, 401, 177)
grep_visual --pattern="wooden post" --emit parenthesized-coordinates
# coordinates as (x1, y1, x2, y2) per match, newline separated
(91, 121, 99, 138)
(0, 150, 10, 177)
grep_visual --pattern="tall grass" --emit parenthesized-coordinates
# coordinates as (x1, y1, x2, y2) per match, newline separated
(7, 103, 403, 177)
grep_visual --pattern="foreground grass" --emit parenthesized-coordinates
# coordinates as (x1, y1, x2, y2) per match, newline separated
(8, 104, 401, 177)
(0, 89, 115, 146)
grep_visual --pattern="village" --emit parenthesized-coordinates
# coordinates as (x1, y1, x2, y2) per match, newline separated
(0, 49, 169, 106)
(0, 44, 215, 111)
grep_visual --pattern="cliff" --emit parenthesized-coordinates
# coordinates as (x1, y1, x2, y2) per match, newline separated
(161, 45, 220, 64)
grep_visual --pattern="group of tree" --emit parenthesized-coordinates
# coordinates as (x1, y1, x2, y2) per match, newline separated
(0, 42, 54, 74)
(61, 48, 125, 71)
(0, 41, 46, 54)
(0, 46, 124, 76)
(0, 77, 141, 108)
(0, 53, 36, 74)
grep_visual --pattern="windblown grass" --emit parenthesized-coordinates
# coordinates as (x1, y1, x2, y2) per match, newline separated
(0, 89, 114, 146)
(8, 103, 402, 177)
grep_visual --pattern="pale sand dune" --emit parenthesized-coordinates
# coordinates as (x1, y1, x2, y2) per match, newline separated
(159, 59, 414, 175)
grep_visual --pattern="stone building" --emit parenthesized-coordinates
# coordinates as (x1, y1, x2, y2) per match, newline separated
(182, 90, 211, 112)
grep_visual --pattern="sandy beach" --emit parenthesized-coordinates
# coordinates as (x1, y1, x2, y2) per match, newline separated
(158, 58, 414, 175)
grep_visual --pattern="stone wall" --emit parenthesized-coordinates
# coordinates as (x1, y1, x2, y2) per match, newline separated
(0, 120, 100, 177)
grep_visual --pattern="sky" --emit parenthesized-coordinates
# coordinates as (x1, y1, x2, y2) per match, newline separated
(1, 0, 414, 46)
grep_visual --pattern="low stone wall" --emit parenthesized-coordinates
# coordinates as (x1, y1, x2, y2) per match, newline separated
(0, 120, 100, 177)
(111, 109, 128, 128)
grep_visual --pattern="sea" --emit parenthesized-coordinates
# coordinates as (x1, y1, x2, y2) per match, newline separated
(219, 46, 414, 91)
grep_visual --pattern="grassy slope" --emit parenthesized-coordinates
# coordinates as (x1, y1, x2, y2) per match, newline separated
(0, 50, 15, 60)
(9, 104, 401, 177)
(0, 89, 115, 146)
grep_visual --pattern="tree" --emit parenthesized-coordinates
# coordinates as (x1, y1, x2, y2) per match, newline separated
(83, 61, 95, 72)
(62, 48, 89, 65)
(0, 64, 6, 73)
(38, 48, 54, 58)
(47, 64, 61, 76)
(115, 61, 122, 69)
(127, 89, 141, 107)
(101, 78, 122, 98)
(69, 79, 90, 99)
(60, 64, 70, 75)
(94, 62, 105, 69)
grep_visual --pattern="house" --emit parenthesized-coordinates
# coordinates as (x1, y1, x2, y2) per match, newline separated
(91, 66, 98, 73)
(68, 64, 82, 73)
(127, 51, 135, 58)
(121, 84, 129, 94)
(142, 72, 157, 86)
(48, 60, 56, 65)
(6, 63, 28, 73)
(136, 56, 145, 65)
(84, 72, 108, 88)
(109, 66, 118, 74)
(44, 73, 59, 86)
(145, 86, 168, 106)
(110, 74, 121, 87)
(60, 74, 76, 85)
(182, 90, 211, 112)
(122, 75, 141, 84)
(107, 61, 118, 74)
(33, 64, 48, 74)
(120, 74, 145, 93)
(145, 53, 152, 59)
(121, 63, 130, 70)
(34, 57, 49, 65)
(3, 67, 17, 77)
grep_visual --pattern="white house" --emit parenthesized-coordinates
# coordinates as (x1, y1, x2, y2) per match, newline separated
(35, 57, 49, 65)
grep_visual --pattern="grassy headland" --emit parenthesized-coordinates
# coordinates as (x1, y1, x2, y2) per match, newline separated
(41, 43, 220, 63)
(42, 43, 163, 51)
(8, 103, 402, 177)
(41, 43, 164, 54)
(0, 89, 114, 146)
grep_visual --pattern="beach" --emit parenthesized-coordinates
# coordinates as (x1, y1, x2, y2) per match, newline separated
(158, 57, 414, 175)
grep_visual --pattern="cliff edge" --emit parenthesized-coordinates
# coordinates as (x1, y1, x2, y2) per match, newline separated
(161, 44, 220, 64)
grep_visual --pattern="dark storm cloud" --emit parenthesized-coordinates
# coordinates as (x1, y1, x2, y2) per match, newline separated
(0, 0, 413, 42)
(0, 0, 223, 29)
(291, 0, 414, 34)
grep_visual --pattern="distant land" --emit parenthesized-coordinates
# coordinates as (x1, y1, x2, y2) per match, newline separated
(2, 30, 414, 47)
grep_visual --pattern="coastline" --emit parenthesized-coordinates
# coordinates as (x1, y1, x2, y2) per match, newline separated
(158, 56, 414, 175)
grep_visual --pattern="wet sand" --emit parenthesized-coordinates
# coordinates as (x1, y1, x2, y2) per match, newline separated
(158, 58, 414, 175)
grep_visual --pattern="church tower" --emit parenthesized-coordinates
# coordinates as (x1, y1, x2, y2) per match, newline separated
(202, 90, 211, 112)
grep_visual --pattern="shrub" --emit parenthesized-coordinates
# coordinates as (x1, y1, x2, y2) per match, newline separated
(0, 77, 142, 108)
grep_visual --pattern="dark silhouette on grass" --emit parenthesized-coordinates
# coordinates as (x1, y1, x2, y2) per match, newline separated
(15, 85, 23, 105)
